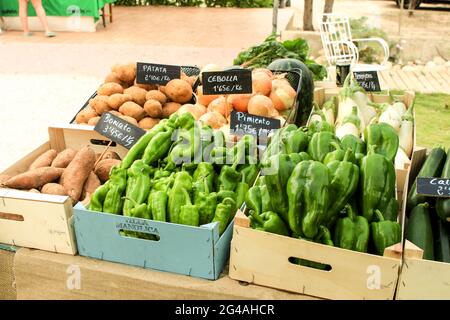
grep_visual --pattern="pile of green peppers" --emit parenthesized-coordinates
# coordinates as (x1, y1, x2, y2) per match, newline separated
(247, 121, 402, 258)
(89, 112, 259, 237)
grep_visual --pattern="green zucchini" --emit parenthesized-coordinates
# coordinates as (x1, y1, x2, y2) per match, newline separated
(436, 148, 450, 222)
(406, 147, 446, 212)
(432, 212, 450, 263)
(406, 202, 434, 260)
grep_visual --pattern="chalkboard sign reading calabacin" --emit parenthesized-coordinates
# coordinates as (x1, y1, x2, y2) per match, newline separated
(353, 71, 381, 92)
(94, 112, 146, 149)
(230, 111, 280, 141)
(417, 177, 450, 198)
(202, 70, 252, 95)
(136, 62, 181, 85)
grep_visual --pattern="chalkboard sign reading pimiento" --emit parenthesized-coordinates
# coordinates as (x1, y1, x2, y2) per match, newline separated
(417, 178, 450, 198)
(202, 70, 252, 95)
(136, 62, 181, 85)
(230, 111, 280, 142)
(353, 71, 381, 92)
(94, 112, 146, 149)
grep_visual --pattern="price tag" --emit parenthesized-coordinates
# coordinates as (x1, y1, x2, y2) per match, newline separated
(353, 71, 381, 92)
(94, 112, 146, 149)
(416, 178, 450, 198)
(202, 70, 252, 95)
(136, 62, 181, 85)
(230, 111, 280, 143)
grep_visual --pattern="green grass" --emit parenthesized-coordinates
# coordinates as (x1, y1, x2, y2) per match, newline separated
(414, 93, 450, 148)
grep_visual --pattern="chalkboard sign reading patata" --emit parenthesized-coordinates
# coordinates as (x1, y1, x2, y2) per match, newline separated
(202, 70, 252, 95)
(230, 111, 280, 140)
(417, 178, 450, 197)
(353, 71, 381, 92)
(94, 112, 146, 149)
(136, 62, 181, 85)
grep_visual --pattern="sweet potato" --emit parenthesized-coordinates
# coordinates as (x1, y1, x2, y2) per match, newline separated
(143, 99, 163, 118)
(139, 117, 160, 130)
(29, 149, 58, 170)
(119, 101, 146, 121)
(4, 167, 64, 189)
(88, 116, 101, 126)
(89, 95, 112, 115)
(146, 90, 167, 105)
(94, 159, 121, 183)
(162, 102, 181, 118)
(97, 82, 123, 96)
(81, 172, 101, 200)
(51, 149, 77, 168)
(165, 79, 193, 104)
(41, 183, 67, 196)
(96, 151, 121, 162)
(113, 63, 136, 84)
(108, 93, 133, 110)
(75, 106, 98, 124)
(124, 86, 147, 106)
(0, 174, 11, 185)
(119, 115, 139, 126)
(60, 146, 96, 203)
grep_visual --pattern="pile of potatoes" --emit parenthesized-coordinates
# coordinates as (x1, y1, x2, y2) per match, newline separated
(75, 63, 197, 130)
(193, 65, 298, 133)
(0, 147, 121, 205)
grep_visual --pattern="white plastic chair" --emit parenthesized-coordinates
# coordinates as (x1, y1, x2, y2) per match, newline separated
(318, 13, 390, 71)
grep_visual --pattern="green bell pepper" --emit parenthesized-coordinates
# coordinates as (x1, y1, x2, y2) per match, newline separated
(212, 197, 236, 235)
(307, 131, 340, 162)
(364, 122, 399, 163)
(333, 204, 369, 253)
(249, 210, 290, 236)
(178, 188, 200, 227)
(103, 166, 128, 214)
(123, 160, 153, 216)
(371, 210, 401, 256)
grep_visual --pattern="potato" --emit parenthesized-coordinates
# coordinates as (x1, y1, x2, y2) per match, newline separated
(119, 101, 147, 121)
(139, 117, 160, 130)
(29, 149, 58, 170)
(81, 172, 101, 201)
(41, 183, 67, 196)
(134, 79, 157, 91)
(119, 115, 139, 126)
(89, 95, 112, 115)
(124, 86, 147, 106)
(28, 189, 40, 194)
(104, 72, 124, 86)
(97, 82, 123, 96)
(162, 102, 181, 118)
(88, 116, 101, 126)
(52, 149, 78, 168)
(0, 174, 11, 185)
(113, 63, 136, 84)
(4, 167, 64, 189)
(164, 79, 193, 104)
(96, 151, 121, 162)
(108, 93, 133, 110)
(143, 99, 163, 118)
(159, 85, 167, 96)
(181, 72, 197, 87)
(60, 146, 96, 203)
(146, 90, 167, 105)
(94, 159, 121, 183)
(75, 106, 97, 124)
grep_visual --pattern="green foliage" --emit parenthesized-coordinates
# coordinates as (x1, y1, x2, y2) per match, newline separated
(115, 0, 272, 7)
(233, 34, 327, 81)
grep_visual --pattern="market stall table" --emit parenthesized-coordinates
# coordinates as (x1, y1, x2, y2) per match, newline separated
(0, 0, 116, 32)
(0, 246, 17, 300)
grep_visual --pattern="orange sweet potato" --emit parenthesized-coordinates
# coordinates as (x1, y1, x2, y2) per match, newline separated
(29, 149, 58, 170)
(4, 167, 64, 189)
(51, 149, 78, 168)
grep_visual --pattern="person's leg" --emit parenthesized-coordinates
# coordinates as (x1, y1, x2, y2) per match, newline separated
(30, 0, 55, 36)
(19, 0, 31, 35)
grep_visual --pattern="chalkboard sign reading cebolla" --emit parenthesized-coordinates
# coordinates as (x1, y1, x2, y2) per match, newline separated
(136, 62, 181, 85)
(94, 112, 146, 149)
(353, 71, 381, 92)
(417, 177, 450, 198)
(230, 111, 280, 142)
(202, 70, 252, 95)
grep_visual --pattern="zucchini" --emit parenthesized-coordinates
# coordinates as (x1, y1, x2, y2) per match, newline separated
(432, 211, 450, 263)
(406, 147, 446, 212)
(436, 148, 450, 222)
(406, 203, 434, 260)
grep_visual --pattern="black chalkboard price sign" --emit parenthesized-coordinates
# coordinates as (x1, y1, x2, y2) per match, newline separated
(202, 70, 252, 95)
(136, 62, 181, 85)
(94, 112, 146, 149)
(353, 71, 381, 92)
(416, 177, 450, 198)
(230, 111, 280, 141)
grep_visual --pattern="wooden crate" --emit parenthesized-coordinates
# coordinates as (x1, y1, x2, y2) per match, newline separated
(0, 124, 127, 255)
(396, 147, 450, 299)
(74, 203, 234, 280)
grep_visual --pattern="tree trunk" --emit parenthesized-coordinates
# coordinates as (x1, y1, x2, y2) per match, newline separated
(323, 0, 334, 14)
(303, 0, 314, 31)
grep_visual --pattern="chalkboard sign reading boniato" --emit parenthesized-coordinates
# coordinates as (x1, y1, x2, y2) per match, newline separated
(202, 70, 252, 95)
(94, 112, 146, 149)
(417, 178, 450, 197)
(230, 111, 280, 140)
(136, 62, 181, 85)
(353, 71, 381, 92)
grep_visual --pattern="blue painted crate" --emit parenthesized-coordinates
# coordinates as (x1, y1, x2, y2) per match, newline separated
(73, 203, 233, 280)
